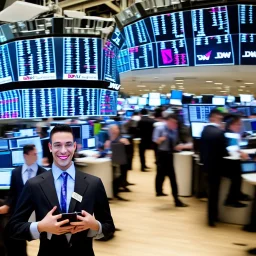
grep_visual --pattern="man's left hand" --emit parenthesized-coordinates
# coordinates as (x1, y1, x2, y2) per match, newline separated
(70, 210, 99, 234)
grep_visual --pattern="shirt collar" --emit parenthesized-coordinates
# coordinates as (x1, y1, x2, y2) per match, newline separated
(22, 163, 38, 174)
(52, 162, 76, 181)
(208, 123, 220, 127)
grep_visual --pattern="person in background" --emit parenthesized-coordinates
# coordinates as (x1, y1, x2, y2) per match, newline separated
(223, 115, 250, 206)
(5, 124, 115, 256)
(105, 125, 130, 201)
(200, 109, 233, 227)
(0, 144, 46, 256)
(137, 109, 156, 172)
(153, 114, 190, 207)
(37, 123, 53, 167)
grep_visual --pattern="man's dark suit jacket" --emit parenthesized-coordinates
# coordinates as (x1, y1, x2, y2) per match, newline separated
(6, 169, 115, 256)
(137, 116, 156, 148)
(6, 165, 46, 215)
(200, 125, 228, 173)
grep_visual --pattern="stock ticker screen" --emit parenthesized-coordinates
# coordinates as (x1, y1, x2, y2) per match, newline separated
(240, 33, 256, 65)
(0, 44, 13, 84)
(22, 89, 58, 118)
(60, 88, 99, 117)
(150, 12, 185, 41)
(156, 39, 188, 67)
(0, 90, 21, 119)
(129, 43, 154, 70)
(239, 5, 256, 34)
(103, 41, 119, 84)
(192, 6, 230, 37)
(16, 38, 56, 81)
(63, 37, 100, 80)
(124, 20, 151, 47)
(99, 89, 117, 116)
(117, 49, 130, 73)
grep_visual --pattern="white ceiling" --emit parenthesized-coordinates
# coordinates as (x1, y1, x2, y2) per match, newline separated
(120, 65, 256, 96)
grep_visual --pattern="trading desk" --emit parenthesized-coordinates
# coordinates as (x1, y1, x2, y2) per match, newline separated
(75, 150, 113, 198)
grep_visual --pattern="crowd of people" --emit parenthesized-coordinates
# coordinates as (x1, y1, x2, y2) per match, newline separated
(0, 107, 256, 255)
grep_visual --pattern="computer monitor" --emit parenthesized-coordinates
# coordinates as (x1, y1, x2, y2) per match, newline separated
(240, 94, 253, 103)
(125, 110, 134, 117)
(0, 168, 13, 190)
(171, 90, 183, 100)
(191, 122, 206, 138)
(127, 97, 138, 105)
(71, 126, 82, 144)
(241, 161, 256, 174)
(251, 121, 256, 132)
(138, 97, 147, 106)
(81, 124, 95, 149)
(149, 98, 160, 106)
(202, 95, 214, 104)
(11, 149, 24, 166)
(241, 119, 252, 133)
(170, 99, 182, 105)
(188, 105, 217, 123)
(212, 97, 225, 106)
(235, 107, 251, 117)
(0, 139, 8, 150)
(19, 129, 34, 137)
(16, 137, 42, 153)
(0, 151, 12, 168)
(251, 106, 256, 115)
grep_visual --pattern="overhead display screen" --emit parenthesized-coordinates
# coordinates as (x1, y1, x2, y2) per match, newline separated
(0, 27, 7, 43)
(124, 20, 151, 47)
(129, 43, 154, 70)
(61, 88, 99, 117)
(0, 44, 13, 84)
(240, 34, 256, 65)
(117, 49, 130, 73)
(110, 27, 125, 48)
(22, 88, 58, 118)
(239, 5, 256, 34)
(192, 6, 230, 37)
(195, 35, 234, 65)
(0, 90, 21, 119)
(103, 41, 119, 84)
(63, 37, 99, 80)
(156, 39, 188, 67)
(99, 89, 117, 116)
(150, 12, 185, 41)
(16, 38, 56, 81)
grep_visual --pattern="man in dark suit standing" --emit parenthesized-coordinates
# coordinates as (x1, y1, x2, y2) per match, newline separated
(200, 109, 229, 227)
(0, 144, 46, 256)
(137, 109, 155, 172)
(6, 124, 115, 256)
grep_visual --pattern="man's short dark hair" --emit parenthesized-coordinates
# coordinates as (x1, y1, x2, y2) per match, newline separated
(23, 144, 36, 155)
(50, 124, 74, 142)
(209, 108, 223, 119)
(154, 108, 163, 119)
(140, 108, 148, 115)
(225, 114, 241, 129)
(165, 114, 178, 121)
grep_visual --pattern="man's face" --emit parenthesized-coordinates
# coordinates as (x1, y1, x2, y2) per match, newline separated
(211, 114, 223, 125)
(24, 148, 38, 166)
(110, 126, 120, 137)
(166, 118, 178, 130)
(230, 120, 242, 133)
(49, 132, 76, 170)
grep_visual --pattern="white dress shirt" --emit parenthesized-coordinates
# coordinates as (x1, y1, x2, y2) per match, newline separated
(22, 163, 38, 185)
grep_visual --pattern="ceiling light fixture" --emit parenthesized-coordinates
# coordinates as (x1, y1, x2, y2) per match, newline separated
(214, 83, 223, 85)
(175, 80, 184, 82)
(176, 83, 183, 85)
(238, 89, 243, 91)
(137, 85, 146, 87)
(206, 81, 213, 83)
(220, 91, 227, 93)
(244, 82, 254, 85)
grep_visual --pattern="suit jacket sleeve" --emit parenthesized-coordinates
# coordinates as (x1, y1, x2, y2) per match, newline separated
(94, 179, 115, 237)
(5, 180, 35, 241)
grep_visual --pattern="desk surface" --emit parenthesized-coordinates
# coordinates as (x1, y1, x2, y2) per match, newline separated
(242, 173, 256, 185)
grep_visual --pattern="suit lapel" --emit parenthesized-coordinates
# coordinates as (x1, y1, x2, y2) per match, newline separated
(36, 166, 45, 176)
(18, 166, 25, 188)
(39, 170, 61, 214)
(68, 170, 89, 213)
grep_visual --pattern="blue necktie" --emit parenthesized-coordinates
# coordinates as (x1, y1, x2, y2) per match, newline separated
(60, 172, 68, 213)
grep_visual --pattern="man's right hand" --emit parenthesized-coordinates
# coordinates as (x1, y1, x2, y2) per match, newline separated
(38, 206, 74, 235)
(157, 136, 167, 144)
(0, 205, 9, 214)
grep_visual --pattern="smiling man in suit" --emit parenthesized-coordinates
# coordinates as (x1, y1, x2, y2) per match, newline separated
(0, 144, 46, 256)
(6, 124, 115, 256)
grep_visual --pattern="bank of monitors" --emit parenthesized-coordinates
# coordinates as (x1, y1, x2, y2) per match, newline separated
(188, 105, 217, 122)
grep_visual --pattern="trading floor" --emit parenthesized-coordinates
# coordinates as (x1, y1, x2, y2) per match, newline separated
(27, 150, 256, 256)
